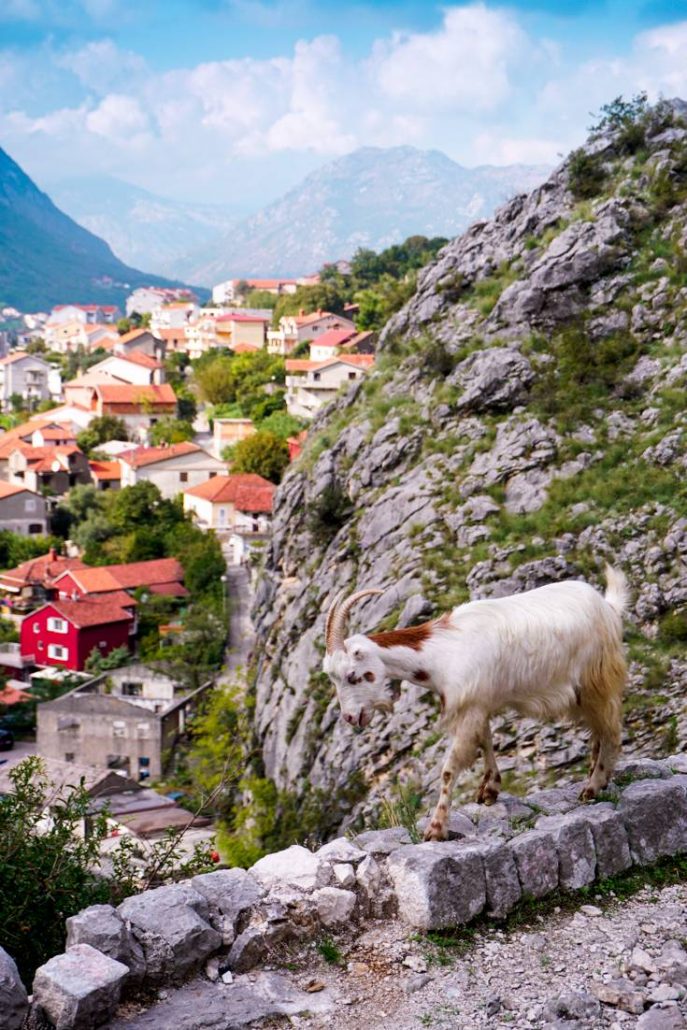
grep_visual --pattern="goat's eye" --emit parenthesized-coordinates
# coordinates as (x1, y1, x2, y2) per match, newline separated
(352, 650, 362, 660)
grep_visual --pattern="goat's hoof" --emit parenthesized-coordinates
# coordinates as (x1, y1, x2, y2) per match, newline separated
(423, 822, 447, 843)
(579, 785, 596, 802)
(476, 786, 500, 806)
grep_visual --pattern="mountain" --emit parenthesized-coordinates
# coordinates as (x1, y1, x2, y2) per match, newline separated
(48, 176, 239, 277)
(174, 146, 549, 285)
(0, 148, 200, 312)
(241, 99, 687, 847)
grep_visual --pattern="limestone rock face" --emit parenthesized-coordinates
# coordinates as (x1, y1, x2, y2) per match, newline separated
(251, 99, 687, 837)
(32, 943, 128, 1030)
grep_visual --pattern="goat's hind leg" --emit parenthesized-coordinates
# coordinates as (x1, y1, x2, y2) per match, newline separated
(425, 708, 484, 842)
(580, 704, 622, 801)
(475, 720, 501, 806)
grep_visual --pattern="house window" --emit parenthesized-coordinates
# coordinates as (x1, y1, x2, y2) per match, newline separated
(29, 524, 44, 534)
(348, 372, 356, 380)
(137, 722, 150, 739)
(47, 617, 68, 633)
(64, 752, 74, 763)
(25, 499, 36, 512)
(313, 372, 321, 381)
(138, 756, 150, 780)
(179, 472, 188, 483)
(47, 644, 69, 660)
(107, 755, 130, 772)
(33, 623, 40, 633)
(112, 721, 126, 738)
(122, 681, 142, 697)
(209, 472, 217, 479)
(99, 640, 108, 648)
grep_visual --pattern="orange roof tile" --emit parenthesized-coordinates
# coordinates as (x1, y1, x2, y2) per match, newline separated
(0, 481, 34, 499)
(184, 473, 275, 513)
(111, 351, 162, 370)
(89, 460, 121, 481)
(0, 551, 85, 589)
(55, 557, 185, 595)
(116, 328, 151, 344)
(157, 328, 188, 341)
(118, 442, 201, 469)
(95, 383, 176, 405)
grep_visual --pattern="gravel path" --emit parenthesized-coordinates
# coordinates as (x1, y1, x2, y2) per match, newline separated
(279, 882, 687, 1030)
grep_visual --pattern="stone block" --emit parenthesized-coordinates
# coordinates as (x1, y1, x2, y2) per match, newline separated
(576, 803, 632, 879)
(316, 837, 367, 865)
(32, 943, 128, 1030)
(478, 839, 522, 919)
(619, 780, 687, 864)
(417, 811, 477, 840)
(0, 946, 29, 1030)
(332, 863, 356, 888)
(66, 904, 145, 984)
(386, 841, 486, 930)
(117, 883, 221, 985)
(526, 783, 582, 815)
(637, 1006, 685, 1030)
(614, 758, 671, 782)
(510, 829, 559, 899)
(353, 827, 413, 857)
(535, 812, 596, 889)
(192, 869, 265, 944)
(250, 844, 320, 891)
(313, 887, 357, 927)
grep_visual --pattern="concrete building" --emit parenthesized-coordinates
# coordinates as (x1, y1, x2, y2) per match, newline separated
(267, 311, 356, 356)
(37, 667, 213, 780)
(119, 442, 226, 499)
(0, 482, 48, 536)
(183, 473, 274, 535)
(0, 352, 57, 411)
(212, 417, 255, 458)
(285, 354, 375, 418)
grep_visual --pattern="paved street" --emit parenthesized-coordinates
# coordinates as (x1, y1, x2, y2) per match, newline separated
(223, 563, 255, 674)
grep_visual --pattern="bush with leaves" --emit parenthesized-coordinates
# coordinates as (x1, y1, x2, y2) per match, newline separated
(149, 417, 195, 445)
(0, 757, 217, 984)
(84, 644, 131, 673)
(226, 429, 290, 483)
(77, 415, 128, 456)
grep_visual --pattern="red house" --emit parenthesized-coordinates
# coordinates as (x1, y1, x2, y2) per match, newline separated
(20, 598, 134, 672)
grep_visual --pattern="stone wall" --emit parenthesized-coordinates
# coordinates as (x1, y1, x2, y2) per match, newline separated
(6, 755, 687, 1029)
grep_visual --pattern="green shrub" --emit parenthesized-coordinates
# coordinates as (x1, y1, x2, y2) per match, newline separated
(658, 610, 687, 645)
(567, 148, 607, 200)
(307, 482, 353, 546)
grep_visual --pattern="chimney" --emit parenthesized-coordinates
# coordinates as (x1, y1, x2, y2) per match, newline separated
(48, 547, 56, 562)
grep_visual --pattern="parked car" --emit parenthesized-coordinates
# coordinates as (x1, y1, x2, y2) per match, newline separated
(0, 724, 14, 751)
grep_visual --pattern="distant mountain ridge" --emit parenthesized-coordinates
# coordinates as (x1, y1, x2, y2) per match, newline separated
(48, 176, 239, 278)
(174, 146, 550, 285)
(0, 147, 200, 312)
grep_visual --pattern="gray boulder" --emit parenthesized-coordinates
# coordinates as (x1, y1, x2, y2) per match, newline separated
(510, 828, 559, 898)
(386, 841, 486, 930)
(576, 804, 632, 879)
(0, 946, 28, 1030)
(192, 869, 265, 944)
(535, 812, 597, 889)
(66, 903, 145, 984)
(117, 883, 221, 984)
(619, 779, 687, 864)
(32, 943, 128, 1030)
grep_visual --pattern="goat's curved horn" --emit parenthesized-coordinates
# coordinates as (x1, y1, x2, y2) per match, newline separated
(326, 588, 384, 653)
(325, 590, 346, 654)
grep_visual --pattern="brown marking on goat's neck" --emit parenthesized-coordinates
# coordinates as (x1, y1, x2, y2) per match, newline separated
(368, 621, 433, 652)
(415, 669, 430, 683)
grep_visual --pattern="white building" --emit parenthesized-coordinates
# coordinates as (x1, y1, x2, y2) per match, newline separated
(119, 443, 226, 499)
(285, 354, 375, 418)
(0, 352, 59, 411)
(126, 287, 197, 318)
(267, 310, 356, 356)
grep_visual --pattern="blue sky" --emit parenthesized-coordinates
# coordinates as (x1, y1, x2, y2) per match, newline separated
(2, 0, 687, 207)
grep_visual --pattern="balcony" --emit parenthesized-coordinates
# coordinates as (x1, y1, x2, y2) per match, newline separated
(0, 643, 34, 669)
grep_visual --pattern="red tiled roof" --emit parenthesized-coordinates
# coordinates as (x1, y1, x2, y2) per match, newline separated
(118, 442, 201, 469)
(117, 328, 154, 345)
(157, 328, 188, 341)
(0, 685, 32, 705)
(0, 351, 43, 366)
(12, 444, 82, 473)
(148, 581, 190, 597)
(34, 427, 77, 441)
(309, 328, 357, 349)
(111, 351, 162, 370)
(232, 343, 260, 354)
(43, 599, 133, 628)
(0, 481, 34, 499)
(89, 460, 121, 481)
(0, 551, 85, 590)
(244, 278, 298, 289)
(285, 354, 375, 373)
(95, 383, 176, 406)
(55, 558, 185, 595)
(184, 473, 275, 513)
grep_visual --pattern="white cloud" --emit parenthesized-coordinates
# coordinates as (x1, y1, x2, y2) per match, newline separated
(374, 4, 530, 112)
(85, 93, 150, 141)
(472, 130, 565, 166)
(58, 39, 147, 94)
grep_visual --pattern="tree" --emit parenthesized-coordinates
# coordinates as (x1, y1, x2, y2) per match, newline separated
(117, 317, 132, 335)
(194, 355, 235, 405)
(85, 645, 131, 672)
(77, 415, 128, 455)
(149, 417, 195, 446)
(257, 410, 305, 440)
(228, 430, 289, 483)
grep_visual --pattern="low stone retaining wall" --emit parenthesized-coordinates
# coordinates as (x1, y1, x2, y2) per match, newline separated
(4, 755, 687, 1029)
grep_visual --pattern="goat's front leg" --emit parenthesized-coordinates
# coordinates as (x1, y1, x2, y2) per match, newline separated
(475, 720, 501, 805)
(424, 709, 484, 842)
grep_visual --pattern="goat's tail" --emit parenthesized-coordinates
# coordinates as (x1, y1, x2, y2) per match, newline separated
(604, 564, 630, 617)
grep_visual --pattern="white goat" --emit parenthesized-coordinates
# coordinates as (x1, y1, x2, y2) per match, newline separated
(323, 567, 628, 841)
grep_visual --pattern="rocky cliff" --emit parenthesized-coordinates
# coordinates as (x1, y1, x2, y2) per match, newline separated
(250, 97, 687, 838)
